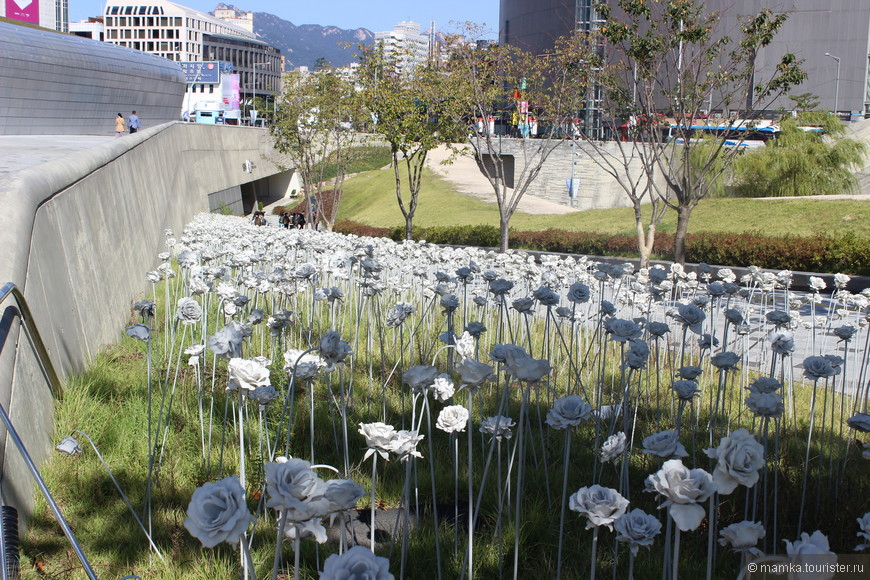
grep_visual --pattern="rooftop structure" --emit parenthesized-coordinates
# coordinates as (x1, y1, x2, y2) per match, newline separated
(214, 5, 253, 33)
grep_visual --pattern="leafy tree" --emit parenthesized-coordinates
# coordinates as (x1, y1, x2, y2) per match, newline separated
(731, 112, 867, 197)
(595, 0, 806, 263)
(356, 44, 467, 240)
(270, 66, 364, 231)
(444, 26, 583, 251)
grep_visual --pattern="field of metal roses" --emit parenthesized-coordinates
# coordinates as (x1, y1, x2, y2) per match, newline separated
(25, 213, 870, 579)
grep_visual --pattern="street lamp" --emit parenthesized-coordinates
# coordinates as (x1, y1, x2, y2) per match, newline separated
(825, 52, 841, 115)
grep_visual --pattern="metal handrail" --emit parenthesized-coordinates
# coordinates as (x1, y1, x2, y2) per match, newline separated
(0, 282, 95, 577)
(0, 282, 63, 400)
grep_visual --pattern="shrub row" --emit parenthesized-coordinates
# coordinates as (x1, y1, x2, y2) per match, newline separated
(333, 221, 870, 275)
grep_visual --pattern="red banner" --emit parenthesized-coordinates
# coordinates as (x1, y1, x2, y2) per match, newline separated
(6, 0, 39, 24)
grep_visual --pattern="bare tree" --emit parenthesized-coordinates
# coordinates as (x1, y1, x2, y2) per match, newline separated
(553, 30, 670, 267)
(446, 26, 578, 252)
(592, 0, 806, 263)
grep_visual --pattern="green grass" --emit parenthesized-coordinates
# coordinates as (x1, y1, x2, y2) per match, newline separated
(19, 241, 870, 579)
(338, 164, 870, 239)
(317, 145, 393, 184)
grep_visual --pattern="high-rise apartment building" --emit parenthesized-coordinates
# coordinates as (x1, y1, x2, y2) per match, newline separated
(501, 0, 870, 119)
(374, 21, 430, 73)
(102, 0, 281, 101)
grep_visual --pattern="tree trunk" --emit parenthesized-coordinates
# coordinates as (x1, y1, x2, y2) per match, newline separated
(636, 219, 657, 269)
(405, 215, 413, 241)
(499, 215, 510, 252)
(673, 205, 692, 265)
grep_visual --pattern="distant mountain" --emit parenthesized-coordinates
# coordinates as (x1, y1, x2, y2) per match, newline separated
(212, 5, 373, 70)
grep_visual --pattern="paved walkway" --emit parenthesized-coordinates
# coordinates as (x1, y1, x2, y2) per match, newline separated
(0, 135, 115, 178)
(425, 144, 579, 215)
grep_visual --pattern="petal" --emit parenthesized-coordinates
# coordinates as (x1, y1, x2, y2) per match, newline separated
(669, 503, 706, 532)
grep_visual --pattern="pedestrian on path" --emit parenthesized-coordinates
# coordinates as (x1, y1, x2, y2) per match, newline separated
(114, 113, 126, 137)
(128, 111, 141, 134)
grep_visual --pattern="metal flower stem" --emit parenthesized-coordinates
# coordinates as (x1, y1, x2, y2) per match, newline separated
(241, 534, 256, 580)
(293, 534, 301, 580)
(271, 514, 288, 580)
(196, 356, 205, 459)
(309, 379, 316, 464)
(797, 377, 821, 536)
(144, 333, 154, 541)
(452, 433, 459, 556)
(206, 355, 218, 474)
(512, 383, 530, 580)
(672, 526, 681, 580)
(555, 428, 572, 580)
(422, 396, 443, 579)
(706, 493, 717, 580)
(370, 453, 378, 553)
(73, 430, 165, 562)
(157, 323, 189, 470)
(461, 389, 512, 580)
(339, 366, 350, 477)
(589, 526, 600, 580)
(238, 388, 247, 488)
(270, 348, 316, 460)
(400, 457, 412, 580)
(467, 387, 474, 578)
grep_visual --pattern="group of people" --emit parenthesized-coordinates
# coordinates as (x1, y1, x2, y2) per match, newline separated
(278, 211, 307, 229)
(251, 211, 268, 226)
(114, 111, 142, 137)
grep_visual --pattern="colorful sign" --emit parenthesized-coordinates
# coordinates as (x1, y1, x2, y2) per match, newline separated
(6, 0, 39, 24)
(220, 74, 241, 111)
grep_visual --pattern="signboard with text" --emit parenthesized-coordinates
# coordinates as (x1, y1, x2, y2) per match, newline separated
(179, 61, 221, 84)
(6, 0, 39, 24)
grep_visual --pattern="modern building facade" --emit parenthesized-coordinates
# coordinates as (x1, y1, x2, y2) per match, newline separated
(0, 21, 185, 135)
(0, 0, 68, 32)
(500, 0, 870, 120)
(101, 0, 281, 101)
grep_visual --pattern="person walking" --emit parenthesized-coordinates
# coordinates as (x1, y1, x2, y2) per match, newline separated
(114, 113, 126, 137)
(128, 111, 141, 134)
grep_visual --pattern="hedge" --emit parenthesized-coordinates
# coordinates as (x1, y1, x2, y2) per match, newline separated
(332, 222, 870, 276)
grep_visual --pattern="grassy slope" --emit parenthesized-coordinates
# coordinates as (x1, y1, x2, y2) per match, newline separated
(338, 165, 870, 238)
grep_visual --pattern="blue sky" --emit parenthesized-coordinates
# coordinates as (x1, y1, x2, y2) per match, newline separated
(71, 1, 499, 35)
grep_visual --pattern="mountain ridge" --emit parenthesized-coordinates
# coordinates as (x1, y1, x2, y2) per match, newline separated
(213, 3, 373, 70)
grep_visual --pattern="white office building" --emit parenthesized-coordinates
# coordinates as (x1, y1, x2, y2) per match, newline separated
(101, 0, 281, 104)
(374, 21, 430, 73)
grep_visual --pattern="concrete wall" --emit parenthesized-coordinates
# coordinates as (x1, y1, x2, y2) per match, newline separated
(0, 22, 186, 135)
(477, 138, 655, 210)
(0, 122, 290, 523)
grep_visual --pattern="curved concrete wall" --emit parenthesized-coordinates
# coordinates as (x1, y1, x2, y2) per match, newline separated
(0, 122, 289, 523)
(0, 22, 186, 135)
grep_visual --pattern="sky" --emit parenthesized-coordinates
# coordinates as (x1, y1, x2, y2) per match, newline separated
(70, 1, 499, 34)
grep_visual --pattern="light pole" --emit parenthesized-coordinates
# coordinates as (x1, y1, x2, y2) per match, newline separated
(825, 52, 841, 115)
